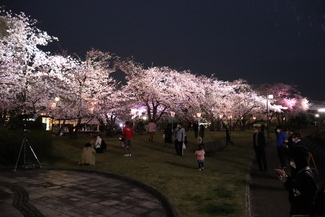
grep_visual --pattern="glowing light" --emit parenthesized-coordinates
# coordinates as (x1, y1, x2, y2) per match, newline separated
(318, 108, 325, 113)
(131, 108, 137, 115)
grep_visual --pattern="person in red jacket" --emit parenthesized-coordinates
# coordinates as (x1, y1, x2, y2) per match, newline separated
(122, 121, 134, 156)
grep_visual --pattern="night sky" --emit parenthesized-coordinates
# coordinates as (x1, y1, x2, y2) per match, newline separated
(1, 0, 325, 101)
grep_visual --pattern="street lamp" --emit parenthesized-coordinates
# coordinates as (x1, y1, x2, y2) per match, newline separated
(170, 111, 175, 131)
(228, 115, 232, 128)
(131, 108, 137, 130)
(197, 112, 201, 144)
(315, 114, 320, 127)
(266, 94, 273, 138)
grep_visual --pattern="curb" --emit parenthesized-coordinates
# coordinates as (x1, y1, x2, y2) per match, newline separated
(0, 181, 44, 217)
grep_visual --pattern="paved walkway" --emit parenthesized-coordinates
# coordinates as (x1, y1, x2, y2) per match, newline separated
(249, 132, 325, 217)
(0, 169, 177, 217)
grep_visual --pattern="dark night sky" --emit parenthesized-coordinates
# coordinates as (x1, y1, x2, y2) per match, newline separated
(1, 0, 325, 101)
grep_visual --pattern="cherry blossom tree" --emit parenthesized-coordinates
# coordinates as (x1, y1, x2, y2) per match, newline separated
(255, 83, 310, 127)
(0, 9, 314, 133)
(0, 10, 58, 127)
(117, 60, 190, 123)
(49, 49, 118, 136)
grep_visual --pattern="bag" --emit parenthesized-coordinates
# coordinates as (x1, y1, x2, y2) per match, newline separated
(182, 143, 186, 149)
(118, 136, 124, 142)
(101, 140, 107, 150)
(313, 187, 325, 216)
(184, 136, 188, 145)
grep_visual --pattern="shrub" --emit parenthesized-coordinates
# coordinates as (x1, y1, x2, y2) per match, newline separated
(0, 129, 53, 166)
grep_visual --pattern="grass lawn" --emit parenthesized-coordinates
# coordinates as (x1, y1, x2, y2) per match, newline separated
(45, 129, 254, 217)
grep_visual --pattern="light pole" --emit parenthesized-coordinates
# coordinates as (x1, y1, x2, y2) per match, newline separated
(197, 112, 201, 144)
(266, 94, 273, 138)
(131, 108, 137, 130)
(228, 115, 232, 130)
(315, 114, 319, 128)
(170, 111, 175, 131)
(54, 97, 61, 132)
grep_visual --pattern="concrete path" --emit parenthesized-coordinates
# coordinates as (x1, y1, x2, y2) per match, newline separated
(0, 169, 177, 217)
(249, 133, 325, 217)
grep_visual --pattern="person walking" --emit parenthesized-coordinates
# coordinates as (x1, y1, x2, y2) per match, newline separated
(275, 145, 318, 216)
(276, 126, 288, 169)
(174, 122, 186, 156)
(253, 127, 267, 171)
(147, 120, 156, 142)
(122, 121, 134, 156)
(226, 126, 234, 145)
(163, 123, 173, 150)
(195, 144, 205, 171)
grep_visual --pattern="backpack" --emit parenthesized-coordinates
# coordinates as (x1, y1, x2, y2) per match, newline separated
(313, 187, 325, 216)
(101, 140, 107, 150)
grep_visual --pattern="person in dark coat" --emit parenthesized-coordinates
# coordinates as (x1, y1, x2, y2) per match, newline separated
(225, 126, 234, 145)
(198, 124, 205, 144)
(275, 145, 318, 216)
(253, 127, 267, 171)
(163, 123, 173, 150)
(193, 121, 199, 138)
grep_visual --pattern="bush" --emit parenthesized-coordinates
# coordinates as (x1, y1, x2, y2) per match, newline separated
(0, 129, 53, 165)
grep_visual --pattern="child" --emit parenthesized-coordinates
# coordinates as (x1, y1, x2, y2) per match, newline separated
(195, 144, 205, 171)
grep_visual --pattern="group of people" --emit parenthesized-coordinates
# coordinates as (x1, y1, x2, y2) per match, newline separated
(163, 122, 205, 171)
(79, 135, 107, 166)
(253, 125, 321, 216)
(78, 120, 210, 172)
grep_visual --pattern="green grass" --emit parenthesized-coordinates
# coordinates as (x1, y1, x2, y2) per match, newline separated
(44, 130, 254, 217)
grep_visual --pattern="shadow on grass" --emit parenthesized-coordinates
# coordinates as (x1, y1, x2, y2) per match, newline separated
(199, 203, 236, 216)
(164, 161, 194, 169)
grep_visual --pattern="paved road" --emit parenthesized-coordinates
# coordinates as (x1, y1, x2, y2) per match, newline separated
(249, 134, 325, 217)
(0, 169, 177, 217)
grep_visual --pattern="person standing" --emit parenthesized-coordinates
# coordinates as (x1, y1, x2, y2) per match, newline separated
(147, 120, 156, 142)
(289, 133, 305, 176)
(226, 126, 234, 145)
(163, 123, 173, 150)
(193, 121, 199, 138)
(276, 126, 288, 169)
(195, 144, 205, 171)
(253, 127, 267, 171)
(174, 122, 186, 156)
(122, 121, 134, 157)
(198, 124, 205, 144)
(286, 129, 295, 165)
(275, 145, 318, 216)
